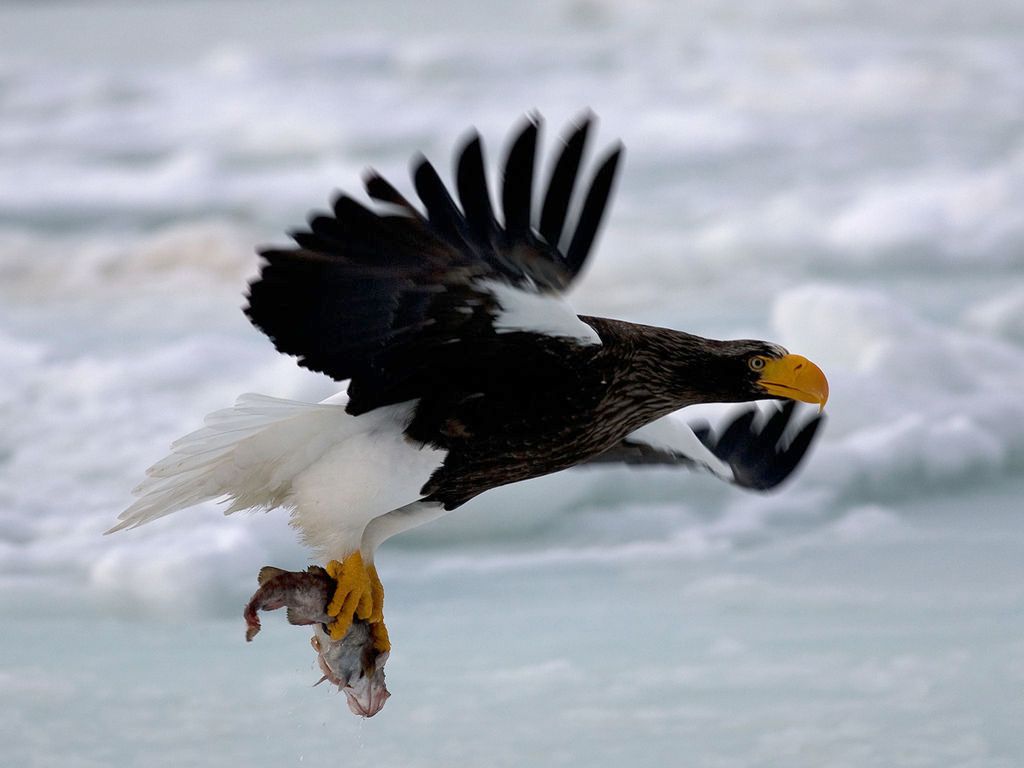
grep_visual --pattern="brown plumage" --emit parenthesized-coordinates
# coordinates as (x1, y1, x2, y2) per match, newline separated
(414, 319, 799, 509)
(246, 115, 827, 511)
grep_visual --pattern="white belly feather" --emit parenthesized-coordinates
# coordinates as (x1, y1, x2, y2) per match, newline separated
(288, 399, 448, 557)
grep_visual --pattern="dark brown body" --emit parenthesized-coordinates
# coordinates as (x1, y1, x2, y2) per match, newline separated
(243, 118, 811, 507)
(415, 317, 770, 509)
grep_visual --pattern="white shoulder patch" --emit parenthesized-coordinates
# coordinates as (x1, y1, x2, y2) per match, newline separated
(626, 413, 734, 481)
(480, 279, 601, 345)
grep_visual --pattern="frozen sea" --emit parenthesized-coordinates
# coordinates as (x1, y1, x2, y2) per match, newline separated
(3, 1, 1024, 766)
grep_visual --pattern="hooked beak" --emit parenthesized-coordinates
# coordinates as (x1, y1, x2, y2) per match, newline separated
(758, 354, 829, 411)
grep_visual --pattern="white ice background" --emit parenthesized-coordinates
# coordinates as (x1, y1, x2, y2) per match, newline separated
(2, 1, 1024, 766)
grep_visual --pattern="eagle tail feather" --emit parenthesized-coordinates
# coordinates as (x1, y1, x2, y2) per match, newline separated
(107, 394, 343, 534)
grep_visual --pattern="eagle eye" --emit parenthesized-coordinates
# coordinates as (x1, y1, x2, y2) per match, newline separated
(748, 356, 767, 371)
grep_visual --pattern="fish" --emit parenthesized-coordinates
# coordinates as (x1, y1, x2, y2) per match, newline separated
(244, 565, 390, 717)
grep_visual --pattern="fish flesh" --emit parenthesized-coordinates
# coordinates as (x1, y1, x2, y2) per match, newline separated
(244, 565, 390, 717)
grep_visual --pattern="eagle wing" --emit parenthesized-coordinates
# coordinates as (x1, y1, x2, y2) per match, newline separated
(245, 115, 622, 415)
(584, 402, 825, 491)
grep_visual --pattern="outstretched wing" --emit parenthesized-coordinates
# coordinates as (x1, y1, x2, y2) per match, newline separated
(245, 115, 623, 415)
(583, 402, 825, 491)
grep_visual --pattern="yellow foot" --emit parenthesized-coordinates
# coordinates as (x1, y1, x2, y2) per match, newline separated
(370, 620, 391, 654)
(367, 564, 385, 623)
(324, 552, 388, 643)
(367, 563, 390, 653)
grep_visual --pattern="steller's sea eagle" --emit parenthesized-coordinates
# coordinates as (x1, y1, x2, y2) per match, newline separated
(110, 114, 828, 695)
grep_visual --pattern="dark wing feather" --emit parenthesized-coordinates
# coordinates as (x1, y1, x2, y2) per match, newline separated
(245, 115, 622, 414)
(584, 402, 825, 492)
(364, 171, 420, 214)
(501, 117, 538, 239)
(456, 135, 498, 248)
(565, 145, 623, 275)
(413, 158, 467, 246)
(539, 117, 590, 248)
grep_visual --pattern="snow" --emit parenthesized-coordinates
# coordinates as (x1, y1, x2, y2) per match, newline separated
(3, 0, 1024, 764)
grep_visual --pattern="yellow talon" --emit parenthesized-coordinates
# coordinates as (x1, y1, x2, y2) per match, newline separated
(370, 621, 391, 654)
(323, 552, 388, 642)
(368, 565, 385, 624)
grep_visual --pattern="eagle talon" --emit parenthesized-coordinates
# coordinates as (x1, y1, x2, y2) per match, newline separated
(369, 618, 391, 654)
(367, 564, 385, 624)
(324, 552, 385, 641)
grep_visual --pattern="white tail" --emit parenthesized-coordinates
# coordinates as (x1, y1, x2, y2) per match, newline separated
(108, 393, 350, 533)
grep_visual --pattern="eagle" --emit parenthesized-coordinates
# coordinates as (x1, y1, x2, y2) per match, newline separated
(111, 113, 828, 691)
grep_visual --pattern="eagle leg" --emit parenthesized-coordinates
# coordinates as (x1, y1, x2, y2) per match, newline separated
(324, 552, 374, 639)
(367, 563, 390, 652)
(324, 553, 390, 651)
(369, 616, 390, 654)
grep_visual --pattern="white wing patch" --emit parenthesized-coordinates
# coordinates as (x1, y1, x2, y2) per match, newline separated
(480, 279, 601, 345)
(625, 413, 735, 481)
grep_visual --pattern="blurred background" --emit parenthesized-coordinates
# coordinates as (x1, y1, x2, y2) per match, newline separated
(3, 1, 1024, 766)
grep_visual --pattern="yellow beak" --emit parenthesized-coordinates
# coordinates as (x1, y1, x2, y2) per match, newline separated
(758, 354, 829, 411)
